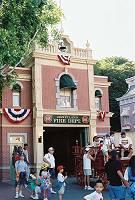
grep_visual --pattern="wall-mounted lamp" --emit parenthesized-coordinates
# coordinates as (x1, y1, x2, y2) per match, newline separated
(38, 136, 42, 143)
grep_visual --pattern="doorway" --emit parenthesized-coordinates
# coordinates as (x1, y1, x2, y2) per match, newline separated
(43, 127, 88, 175)
(8, 134, 27, 181)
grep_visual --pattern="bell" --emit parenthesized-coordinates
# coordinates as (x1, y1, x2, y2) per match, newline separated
(58, 40, 66, 52)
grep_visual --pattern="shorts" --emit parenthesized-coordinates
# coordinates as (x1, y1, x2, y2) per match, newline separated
(16, 172, 27, 186)
(58, 185, 65, 195)
(49, 168, 55, 178)
(108, 184, 126, 199)
(83, 169, 92, 176)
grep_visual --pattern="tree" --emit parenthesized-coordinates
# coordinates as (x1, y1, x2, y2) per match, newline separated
(94, 57, 135, 131)
(0, 0, 62, 103)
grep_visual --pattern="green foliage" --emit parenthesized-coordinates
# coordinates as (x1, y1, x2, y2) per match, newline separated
(94, 57, 135, 131)
(0, 0, 62, 105)
(0, 0, 62, 66)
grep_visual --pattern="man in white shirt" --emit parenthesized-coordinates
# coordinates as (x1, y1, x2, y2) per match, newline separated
(43, 147, 56, 194)
(119, 132, 133, 158)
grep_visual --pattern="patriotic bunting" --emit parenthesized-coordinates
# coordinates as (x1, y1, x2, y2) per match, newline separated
(3, 108, 31, 123)
(58, 54, 70, 65)
(99, 111, 106, 121)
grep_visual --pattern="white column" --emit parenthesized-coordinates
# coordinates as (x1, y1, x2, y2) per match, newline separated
(32, 58, 43, 170)
(87, 62, 97, 142)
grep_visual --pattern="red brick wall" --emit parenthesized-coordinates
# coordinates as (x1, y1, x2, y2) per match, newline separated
(42, 65, 90, 111)
(2, 81, 32, 109)
(69, 68, 89, 110)
(0, 68, 33, 180)
(94, 76, 110, 134)
(42, 65, 64, 109)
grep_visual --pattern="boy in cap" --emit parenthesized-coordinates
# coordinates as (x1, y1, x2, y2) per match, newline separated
(83, 147, 96, 190)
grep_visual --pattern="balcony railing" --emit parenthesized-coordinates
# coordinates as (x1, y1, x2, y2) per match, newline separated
(33, 43, 92, 60)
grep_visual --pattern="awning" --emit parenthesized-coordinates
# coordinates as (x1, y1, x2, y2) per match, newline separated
(95, 90, 102, 97)
(121, 109, 129, 117)
(60, 75, 77, 90)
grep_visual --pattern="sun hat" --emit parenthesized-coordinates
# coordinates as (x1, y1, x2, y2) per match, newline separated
(41, 162, 49, 170)
(57, 165, 64, 172)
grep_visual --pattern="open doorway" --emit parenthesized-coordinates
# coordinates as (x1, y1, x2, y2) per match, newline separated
(43, 127, 88, 175)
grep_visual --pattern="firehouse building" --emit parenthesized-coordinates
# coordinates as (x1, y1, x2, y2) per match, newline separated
(0, 34, 111, 180)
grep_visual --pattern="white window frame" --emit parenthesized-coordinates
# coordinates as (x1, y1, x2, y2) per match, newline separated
(13, 91, 21, 107)
(60, 88, 73, 108)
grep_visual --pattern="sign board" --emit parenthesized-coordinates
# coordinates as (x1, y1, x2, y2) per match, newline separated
(43, 114, 89, 125)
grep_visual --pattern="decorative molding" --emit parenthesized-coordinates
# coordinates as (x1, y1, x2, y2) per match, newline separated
(7, 132, 27, 144)
(43, 123, 89, 127)
(1, 124, 32, 128)
(43, 109, 91, 115)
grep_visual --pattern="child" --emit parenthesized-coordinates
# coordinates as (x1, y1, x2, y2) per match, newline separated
(83, 147, 95, 190)
(39, 163, 51, 200)
(29, 171, 41, 200)
(57, 165, 67, 200)
(83, 180, 104, 200)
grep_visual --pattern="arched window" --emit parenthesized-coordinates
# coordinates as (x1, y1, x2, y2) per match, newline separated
(59, 74, 77, 108)
(12, 84, 21, 107)
(95, 89, 102, 111)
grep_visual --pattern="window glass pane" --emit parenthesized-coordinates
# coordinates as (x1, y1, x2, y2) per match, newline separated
(95, 97, 101, 110)
(60, 88, 72, 107)
(13, 93, 20, 106)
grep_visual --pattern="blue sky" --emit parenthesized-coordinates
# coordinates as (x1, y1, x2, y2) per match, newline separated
(55, 0, 135, 61)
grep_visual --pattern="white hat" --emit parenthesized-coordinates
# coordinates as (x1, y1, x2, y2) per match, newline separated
(48, 147, 54, 151)
(85, 147, 90, 151)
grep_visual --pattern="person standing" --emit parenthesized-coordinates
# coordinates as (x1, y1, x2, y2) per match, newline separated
(57, 165, 67, 200)
(124, 155, 135, 199)
(14, 155, 28, 199)
(23, 144, 29, 164)
(119, 132, 133, 158)
(83, 147, 95, 190)
(43, 147, 56, 194)
(105, 150, 129, 200)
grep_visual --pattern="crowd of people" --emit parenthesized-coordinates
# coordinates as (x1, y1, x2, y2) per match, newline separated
(11, 131, 135, 200)
(12, 145, 67, 200)
(83, 131, 135, 200)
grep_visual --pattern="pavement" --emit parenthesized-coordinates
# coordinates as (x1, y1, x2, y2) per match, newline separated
(0, 178, 110, 200)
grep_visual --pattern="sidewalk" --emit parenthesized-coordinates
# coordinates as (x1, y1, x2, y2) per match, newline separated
(0, 178, 110, 200)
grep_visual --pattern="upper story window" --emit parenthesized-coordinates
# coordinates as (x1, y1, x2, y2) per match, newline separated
(60, 88, 73, 108)
(12, 84, 21, 107)
(59, 74, 77, 108)
(95, 89, 102, 111)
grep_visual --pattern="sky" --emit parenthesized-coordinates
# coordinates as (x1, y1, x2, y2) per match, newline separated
(55, 0, 135, 61)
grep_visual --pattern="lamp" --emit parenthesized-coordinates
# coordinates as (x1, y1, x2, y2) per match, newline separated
(38, 136, 42, 143)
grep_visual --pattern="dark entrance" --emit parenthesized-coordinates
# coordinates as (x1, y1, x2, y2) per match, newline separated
(43, 127, 87, 175)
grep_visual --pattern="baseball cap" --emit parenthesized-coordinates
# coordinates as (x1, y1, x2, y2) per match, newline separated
(48, 147, 54, 151)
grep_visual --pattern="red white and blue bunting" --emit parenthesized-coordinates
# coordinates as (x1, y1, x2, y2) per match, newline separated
(58, 54, 70, 65)
(99, 111, 106, 121)
(3, 108, 31, 123)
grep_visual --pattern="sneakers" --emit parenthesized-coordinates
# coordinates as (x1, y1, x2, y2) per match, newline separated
(19, 193, 24, 198)
(14, 194, 19, 199)
(32, 194, 39, 200)
(87, 186, 94, 190)
(84, 185, 87, 190)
